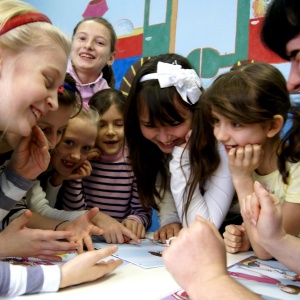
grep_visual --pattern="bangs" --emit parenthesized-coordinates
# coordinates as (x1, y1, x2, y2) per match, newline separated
(137, 82, 190, 126)
(207, 74, 268, 124)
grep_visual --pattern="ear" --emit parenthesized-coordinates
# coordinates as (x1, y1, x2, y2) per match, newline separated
(266, 115, 284, 138)
(107, 51, 116, 66)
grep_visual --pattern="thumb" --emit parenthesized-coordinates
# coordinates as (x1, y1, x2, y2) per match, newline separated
(86, 207, 99, 221)
(13, 209, 32, 228)
(253, 181, 280, 212)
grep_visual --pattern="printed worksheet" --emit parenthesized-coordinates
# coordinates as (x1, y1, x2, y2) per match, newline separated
(93, 237, 168, 268)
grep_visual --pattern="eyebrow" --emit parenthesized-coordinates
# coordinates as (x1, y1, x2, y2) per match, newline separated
(75, 31, 108, 40)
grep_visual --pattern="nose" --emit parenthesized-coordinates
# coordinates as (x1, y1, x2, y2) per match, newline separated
(156, 128, 172, 142)
(84, 39, 93, 50)
(106, 124, 116, 136)
(70, 148, 81, 161)
(214, 125, 229, 143)
(287, 61, 300, 92)
(46, 92, 59, 112)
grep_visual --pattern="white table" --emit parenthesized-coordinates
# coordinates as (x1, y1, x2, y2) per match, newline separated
(11, 251, 253, 300)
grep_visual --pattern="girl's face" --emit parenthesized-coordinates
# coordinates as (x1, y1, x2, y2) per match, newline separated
(139, 100, 193, 154)
(285, 33, 300, 93)
(96, 104, 124, 155)
(0, 47, 67, 136)
(212, 110, 270, 153)
(51, 117, 98, 177)
(71, 20, 115, 78)
(38, 105, 74, 150)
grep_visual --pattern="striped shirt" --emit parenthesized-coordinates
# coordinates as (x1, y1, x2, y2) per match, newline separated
(61, 149, 151, 229)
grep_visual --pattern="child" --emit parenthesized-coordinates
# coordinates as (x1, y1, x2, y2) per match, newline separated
(0, 0, 121, 297)
(57, 89, 151, 241)
(202, 62, 300, 259)
(68, 17, 116, 106)
(123, 53, 234, 242)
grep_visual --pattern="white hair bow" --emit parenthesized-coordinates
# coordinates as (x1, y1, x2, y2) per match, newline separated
(139, 61, 202, 104)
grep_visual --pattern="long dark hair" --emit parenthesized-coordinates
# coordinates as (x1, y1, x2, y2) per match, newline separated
(124, 53, 214, 212)
(202, 62, 300, 184)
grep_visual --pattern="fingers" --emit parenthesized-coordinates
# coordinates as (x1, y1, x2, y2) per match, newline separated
(223, 225, 245, 253)
(32, 125, 49, 149)
(121, 226, 140, 243)
(35, 254, 63, 262)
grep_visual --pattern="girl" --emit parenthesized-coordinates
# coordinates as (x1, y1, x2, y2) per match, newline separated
(58, 89, 151, 242)
(203, 62, 300, 259)
(123, 53, 234, 242)
(68, 17, 116, 106)
(0, 1, 121, 296)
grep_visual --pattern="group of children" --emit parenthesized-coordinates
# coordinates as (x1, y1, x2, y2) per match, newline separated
(1, 0, 300, 298)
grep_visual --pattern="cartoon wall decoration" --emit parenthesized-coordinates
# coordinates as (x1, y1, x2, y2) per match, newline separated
(25, 0, 291, 90)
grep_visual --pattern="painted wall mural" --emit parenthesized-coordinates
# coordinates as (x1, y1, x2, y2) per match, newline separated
(25, 0, 292, 93)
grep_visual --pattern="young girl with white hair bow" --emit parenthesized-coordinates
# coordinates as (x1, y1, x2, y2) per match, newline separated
(124, 53, 234, 243)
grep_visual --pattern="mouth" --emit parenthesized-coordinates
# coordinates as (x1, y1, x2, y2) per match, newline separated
(104, 140, 118, 144)
(224, 145, 237, 152)
(79, 53, 95, 59)
(62, 159, 77, 168)
(31, 106, 43, 121)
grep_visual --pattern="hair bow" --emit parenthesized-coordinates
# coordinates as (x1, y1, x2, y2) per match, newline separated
(140, 61, 202, 104)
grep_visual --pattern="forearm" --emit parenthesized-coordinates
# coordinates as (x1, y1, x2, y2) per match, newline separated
(0, 263, 60, 297)
(244, 220, 272, 259)
(187, 274, 260, 300)
(0, 165, 35, 221)
(170, 146, 234, 228)
(261, 233, 300, 274)
(24, 212, 67, 230)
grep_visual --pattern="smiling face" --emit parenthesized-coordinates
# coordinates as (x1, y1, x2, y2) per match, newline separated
(96, 104, 124, 156)
(139, 99, 193, 154)
(38, 105, 74, 150)
(0, 46, 67, 136)
(212, 110, 270, 153)
(71, 20, 115, 82)
(51, 116, 98, 177)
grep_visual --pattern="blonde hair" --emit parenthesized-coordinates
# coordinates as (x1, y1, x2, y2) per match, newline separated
(0, 0, 70, 56)
(71, 107, 100, 128)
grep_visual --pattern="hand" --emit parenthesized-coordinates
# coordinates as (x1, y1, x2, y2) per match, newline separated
(178, 130, 192, 149)
(9, 125, 50, 180)
(121, 219, 146, 240)
(88, 147, 101, 161)
(153, 222, 182, 243)
(60, 245, 123, 288)
(244, 181, 284, 245)
(162, 216, 227, 294)
(228, 144, 263, 181)
(223, 224, 251, 253)
(0, 210, 79, 261)
(59, 207, 104, 253)
(93, 212, 140, 244)
(49, 160, 92, 187)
